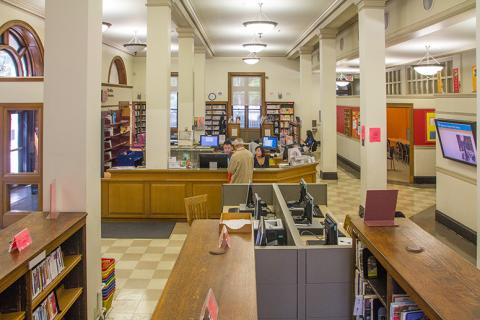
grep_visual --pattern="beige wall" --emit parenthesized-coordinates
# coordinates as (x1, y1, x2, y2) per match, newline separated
(0, 2, 44, 41)
(102, 44, 134, 85)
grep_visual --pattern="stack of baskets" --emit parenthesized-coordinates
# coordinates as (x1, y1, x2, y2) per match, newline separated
(101, 258, 116, 314)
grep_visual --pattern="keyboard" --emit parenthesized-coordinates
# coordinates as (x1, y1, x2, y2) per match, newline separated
(313, 206, 324, 218)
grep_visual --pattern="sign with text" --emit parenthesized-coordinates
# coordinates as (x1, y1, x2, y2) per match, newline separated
(369, 128, 381, 143)
(453, 67, 460, 93)
(472, 65, 477, 93)
(9, 228, 32, 253)
(200, 288, 219, 320)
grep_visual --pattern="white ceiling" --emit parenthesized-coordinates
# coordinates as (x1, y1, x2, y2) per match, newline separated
(188, 0, 336, 56)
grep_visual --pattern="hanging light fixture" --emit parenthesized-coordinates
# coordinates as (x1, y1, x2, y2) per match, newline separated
(102, 22, 112, 33)
(123, 31, 147, 55)
(243, 42, 267, 53)
(336, 73, 350, 87)
(243, 52, 260, 65)
(243, 2, 278, 34)
(413, 45, 444, 76)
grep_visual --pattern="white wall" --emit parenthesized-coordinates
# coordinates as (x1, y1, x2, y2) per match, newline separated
(435, 95, 477, 231)
(0, 2, 44, 40)
(101, 44, 134, 85)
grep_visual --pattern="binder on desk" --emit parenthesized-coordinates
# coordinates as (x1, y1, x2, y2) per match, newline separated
(364, 190, 398, 227)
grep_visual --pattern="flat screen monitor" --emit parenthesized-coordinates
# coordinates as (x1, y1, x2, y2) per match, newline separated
(262, 136, 278, 150)
(435, 119, 477, 166)
(298, 178, 307, 204)
(245, 182, 254, 208)
(254, 193, 262, 220)
(282, 143, 300, 160)
(303, 192, 314, 224)
(200, 135, 220, 147)
(199, 153, 228, 169)
(324, 213, 338, 245)
(255, 217, 267, 246)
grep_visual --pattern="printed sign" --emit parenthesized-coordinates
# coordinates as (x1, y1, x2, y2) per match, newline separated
(426, 112, 436, 142)
(436, 71, 443, 93)
(200, 288, 219, 320)
(472, 65, 477, 93)
(9, 228, 33, 253)
(453, 67, 460, 93)
(369, 128, 381, 143)
(218, 225, 231, 249)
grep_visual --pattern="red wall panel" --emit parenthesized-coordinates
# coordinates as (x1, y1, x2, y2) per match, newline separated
(413, 109, 436, 146)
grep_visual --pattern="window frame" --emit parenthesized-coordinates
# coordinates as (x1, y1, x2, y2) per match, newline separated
(228, 72, 266, 129)
(107, 56, 128, 85)
(170, 72, 179, 133)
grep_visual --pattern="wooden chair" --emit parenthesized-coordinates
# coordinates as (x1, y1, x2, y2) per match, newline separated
(343, 214, 354, 237)
(184, 194, 209, 225)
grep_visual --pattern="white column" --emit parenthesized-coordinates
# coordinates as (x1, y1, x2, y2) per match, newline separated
(476, 0, 480, 269)
(194, 47, 206, 141)
(177, 28, 195, 132)
(146, 0, 171, 168)
(299, 47, 313, 140)
(43, 0, 102, 318)
(355, 0, 387, 205)
(318, 28, 338, 180)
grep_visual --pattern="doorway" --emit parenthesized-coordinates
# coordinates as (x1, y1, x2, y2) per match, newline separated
(386, 104, 414, 184)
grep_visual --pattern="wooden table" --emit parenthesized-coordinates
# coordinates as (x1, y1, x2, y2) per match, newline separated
(350, 216, 480, 320)
(152, 219, 257, 319)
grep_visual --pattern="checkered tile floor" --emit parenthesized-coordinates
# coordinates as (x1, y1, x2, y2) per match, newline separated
(102, 166, 435, 319)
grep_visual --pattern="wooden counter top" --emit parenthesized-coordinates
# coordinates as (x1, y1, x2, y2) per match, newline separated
(350, 216, 480, 320)
(153, 219, 257, 319)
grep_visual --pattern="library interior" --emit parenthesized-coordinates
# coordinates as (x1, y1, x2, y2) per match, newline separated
(1, 0, 480, 319)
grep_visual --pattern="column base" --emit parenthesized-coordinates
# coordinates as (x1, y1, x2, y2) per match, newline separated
(320, 171, 338, 180)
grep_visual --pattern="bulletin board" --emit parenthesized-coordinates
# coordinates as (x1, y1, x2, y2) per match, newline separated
(413, 109, 436, 146)
(337, 106, 360, 140)
(351, 110, 360, 139)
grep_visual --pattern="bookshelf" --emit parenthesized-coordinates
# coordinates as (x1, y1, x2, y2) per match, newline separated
(0, 212, 87, 320)
(205, 101, 227, 136)
(102, 105, 131, 172)
(265, 102, 299, 142)
(350, 216, 480, 320)
(132, 101, 146, 148)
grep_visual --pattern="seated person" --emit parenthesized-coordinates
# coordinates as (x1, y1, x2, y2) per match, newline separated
(223, 140, 233, 159)
(303, 130, 318, 152)
(254, 146, 270, 168)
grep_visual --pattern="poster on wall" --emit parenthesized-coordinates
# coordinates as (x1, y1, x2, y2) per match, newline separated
(453, 67, 460, 93)
(194, 117, 205, 130)
(436, 71, 443, 94)
(351, 110, 360, 139)
(426, 112, 436, 142)
(472, 65, 477, 93)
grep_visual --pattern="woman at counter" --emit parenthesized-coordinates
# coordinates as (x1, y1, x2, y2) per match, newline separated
(254, 146, 270, 168)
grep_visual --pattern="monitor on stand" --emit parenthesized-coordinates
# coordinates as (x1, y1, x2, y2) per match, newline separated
(254, 193, 262, 220)
(246, 182, 254, 208)
(199, 153, 228, 169)
(298, 178, 307, 204)
(324, 213, 338, 245)
(303, 193, 314, 225)
(255, 216, 267, 246)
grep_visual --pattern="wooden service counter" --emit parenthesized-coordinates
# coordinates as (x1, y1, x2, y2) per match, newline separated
(152, 219, 257, 319)
(101, 163, 317, 220)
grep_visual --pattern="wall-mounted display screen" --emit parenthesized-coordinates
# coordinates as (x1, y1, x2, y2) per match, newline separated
(435, 119, 477, 166)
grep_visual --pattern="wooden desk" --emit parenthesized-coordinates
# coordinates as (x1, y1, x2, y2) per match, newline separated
(350, 216, 480, 320)
(101, 163, 317, 219)
(152, 220, 257, 319)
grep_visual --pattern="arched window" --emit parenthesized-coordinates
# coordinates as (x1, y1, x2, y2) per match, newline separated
(108, 56, 127, 85)
(0, 20, 44, 77)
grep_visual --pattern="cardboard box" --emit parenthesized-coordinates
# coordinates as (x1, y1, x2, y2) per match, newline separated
(219, 212, 252, 233)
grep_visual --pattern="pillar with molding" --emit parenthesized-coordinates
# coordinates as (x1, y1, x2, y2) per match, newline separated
(318, 28, 338, 180)
(476, 0, 480, 268)
(43, 0, 102, 317)
(355, 0, 387, 206)
(194, 47, 206, 140)
(298, 46, 313, 140)
(177, 27, 195, 132)
(146, 0, 171, 168)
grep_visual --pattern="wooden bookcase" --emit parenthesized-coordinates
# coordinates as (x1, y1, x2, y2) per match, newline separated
(0, 212, 87, 320)
(132, 101, 146, 147)
(102, 105, 131, 172)
(265, 102, 296, 141)
(205, 101, 227, 135)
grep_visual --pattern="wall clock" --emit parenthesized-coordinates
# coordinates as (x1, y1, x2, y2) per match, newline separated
(208, 92, 217, 101)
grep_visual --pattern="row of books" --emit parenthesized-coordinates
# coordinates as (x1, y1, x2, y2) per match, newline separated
(390, 295, 427, 320)
(206, 105, 226, 110)
(32, 247, 65, 299)
(33, 291, 59, 320)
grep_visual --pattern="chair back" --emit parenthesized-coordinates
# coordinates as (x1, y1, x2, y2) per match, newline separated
(184, 194, 209, 225)
(343, 214, 354, 237)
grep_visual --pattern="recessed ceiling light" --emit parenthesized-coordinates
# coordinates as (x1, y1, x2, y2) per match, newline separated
(242, 43, 267, 53)
(102, 22, 111, 33)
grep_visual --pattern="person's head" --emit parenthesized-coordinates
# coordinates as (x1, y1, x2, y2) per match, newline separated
(232, 138, 245, 150)
(255, 146, 265, 158)
(306, 130, 314, 139)
(223, 140, 233, 155)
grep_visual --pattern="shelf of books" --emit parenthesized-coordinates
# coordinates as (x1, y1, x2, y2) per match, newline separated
(205, 101, 227, 135)
(265, 102, 300, 143)
(102, 104, 131, 171)
(132, 101, 146, 148)
(0, 212, 87, 320)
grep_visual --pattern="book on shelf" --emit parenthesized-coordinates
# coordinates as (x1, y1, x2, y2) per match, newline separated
(31, 247, 65, 299)
(390, 301, 424, 320)
(33, 291, 59, 320)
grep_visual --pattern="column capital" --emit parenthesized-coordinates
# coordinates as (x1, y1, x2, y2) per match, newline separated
(177, 27, 195, 39)
(146, 0, 171, 7)
(299, 46, 314, 55)
(194, 46, 206, 54)
(353, 0, 386, 11)
(317, 28, 337, 40)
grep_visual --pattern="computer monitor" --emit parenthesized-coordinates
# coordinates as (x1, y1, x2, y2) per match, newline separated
(282, 143, 300, 160)
(324, 213, 338, 245)
(200, 135, 219, 147)
(254, 193, 262, 220)
(199, 153, 228, 169)
(262, 136, 278, 150)
(303, 192, 314, 225)
(298, 178, 307, 204)
(255, 217, 267, 246)
(245, 182, 254, 208)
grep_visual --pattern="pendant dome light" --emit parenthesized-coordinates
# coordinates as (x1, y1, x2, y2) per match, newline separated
(243, 53, 260, 65)
(413, 45, 444, 76)
(242, 2, 278, 35)
(123, 31, 147, 55)
(102, 22, 112, 33)
(336, 73, 351, 87)
(243, 42, 267, 53)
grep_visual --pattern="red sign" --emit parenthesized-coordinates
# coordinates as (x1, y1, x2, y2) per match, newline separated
(369, 128, 381, 143)
(453, 67, 460, 93)
(218, 226, 231, 249)
(9, 228, 32, 253)
(361, 125, 365, 140)
(200, 288, 219, 320)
